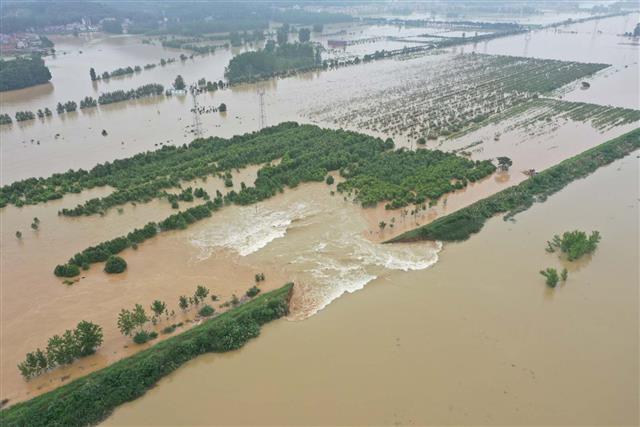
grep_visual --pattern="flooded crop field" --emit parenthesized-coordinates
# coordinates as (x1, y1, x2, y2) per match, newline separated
(1, 4, 638, 425)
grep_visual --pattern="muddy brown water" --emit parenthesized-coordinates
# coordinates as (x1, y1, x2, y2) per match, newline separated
(1, 13, 638, 416)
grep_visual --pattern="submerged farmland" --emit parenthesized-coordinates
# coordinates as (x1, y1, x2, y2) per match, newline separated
(309, 54, 638, 141)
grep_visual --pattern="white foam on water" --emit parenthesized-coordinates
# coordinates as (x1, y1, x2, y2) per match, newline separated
(353, 236, 443, 271)
(288, 234, 443, 319)
(189, 202, 313, 259)
(188, 195, 444, 320)
(287, 253, 377, 320)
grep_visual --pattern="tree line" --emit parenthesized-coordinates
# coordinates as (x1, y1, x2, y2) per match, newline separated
(18, 321, 103, 379)
(1, 83, 164, 125)
(389, 128, 640, 243)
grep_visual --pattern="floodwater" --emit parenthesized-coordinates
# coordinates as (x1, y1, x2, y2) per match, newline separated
(2, 13, 638, 182)
(105, 140, 639, 426)
(1, 12, 639, 415)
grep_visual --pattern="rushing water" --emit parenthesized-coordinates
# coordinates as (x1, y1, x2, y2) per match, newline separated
(0, 13, 638, 412)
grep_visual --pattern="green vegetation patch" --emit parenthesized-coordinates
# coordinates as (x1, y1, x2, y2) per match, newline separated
(44, 124, 501, 276)
(0, 283, 293, 426)
(225, 42, 320, 84)
(546, 230, 601, 261)
(0, 56, 52, 92)
(2, 123, 387, 211)
(388, 128, 640, 243)
(337, 149, 496, 209)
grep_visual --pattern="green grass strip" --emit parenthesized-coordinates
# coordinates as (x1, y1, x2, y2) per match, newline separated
(0, 283, 294, 427)
(387, 128, 640, 243)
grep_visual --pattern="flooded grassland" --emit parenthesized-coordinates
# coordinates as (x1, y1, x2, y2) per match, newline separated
(1, 13, 639, 411)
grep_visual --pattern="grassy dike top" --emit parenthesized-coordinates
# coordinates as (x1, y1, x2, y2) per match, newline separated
(387, 128, 640, 243)
(0, 283, 294, 427)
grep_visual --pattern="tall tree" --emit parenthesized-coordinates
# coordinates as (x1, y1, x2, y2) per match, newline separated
(74, 321, 103, 356)
(298, 28, 311, 43)
(151, 300, 166, 317)
(173, 75, 186, 90)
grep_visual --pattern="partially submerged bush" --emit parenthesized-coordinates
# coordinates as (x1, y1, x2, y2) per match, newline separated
(54, 264, 80, 278)
(104, 256, 127, 274)
(546, 230, 600, 261)
(198, 305, 215, 317)
(540, 268, 559, 288)
(133, 331, 152, 344)
(246, 286, 261, 298)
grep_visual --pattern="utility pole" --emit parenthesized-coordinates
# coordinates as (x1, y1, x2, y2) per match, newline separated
(191, 88, 202, 138)
(257, 88, 266, 129)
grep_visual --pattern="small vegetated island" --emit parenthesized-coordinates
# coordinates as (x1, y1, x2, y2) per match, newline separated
(0, 123, 498, 277)
(540, 229, 601, 288)
(546, 230, 601, 261)
(0, 56, 52, 92)
(225, 41, 321, 84)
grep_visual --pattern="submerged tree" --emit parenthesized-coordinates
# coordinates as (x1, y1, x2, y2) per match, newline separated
(117, 309, 135, 337)
(151, 300, 167, 318)
(546, 230, 600, 261)
(178, 295, 189, 312)
(540, 267, 559, 288)
(298, 28, 311, 43)
(497, 156, 513, 171)
(104, 256, 127, 274)
(173, 75, 186, 90)
(74, 321, 103, 356)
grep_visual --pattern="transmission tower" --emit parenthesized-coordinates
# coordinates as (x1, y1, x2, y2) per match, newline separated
(257, 89, 266, 129)
(191, 88, 203, 138)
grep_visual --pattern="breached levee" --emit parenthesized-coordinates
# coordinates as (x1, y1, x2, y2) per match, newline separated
(387, 128, 640, 243)
(0, 283, 293, 426)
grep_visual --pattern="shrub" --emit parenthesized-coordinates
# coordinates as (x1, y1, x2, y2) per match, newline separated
(540, 268, 559, 288)
(54, 264, 80, 278)
(198, 305, 215, 317)
(547, 230, 600, 261)
(326, 175, 334, 185)
(246, 286, 261, 298)
(133, 331, 151, 344)
(162, 325, 176, 334)
(104, 256, 127, 274)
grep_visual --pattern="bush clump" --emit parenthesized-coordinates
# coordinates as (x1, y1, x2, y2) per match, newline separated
(54, 263, 80, 278)
(246, 286, 261, 298)
(546, 230, 600, 261)
(104, 256, 127, 274)
(540, 268, 559, 288)
(133, 331, 150, 344)
(198, 305, 215, 317)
